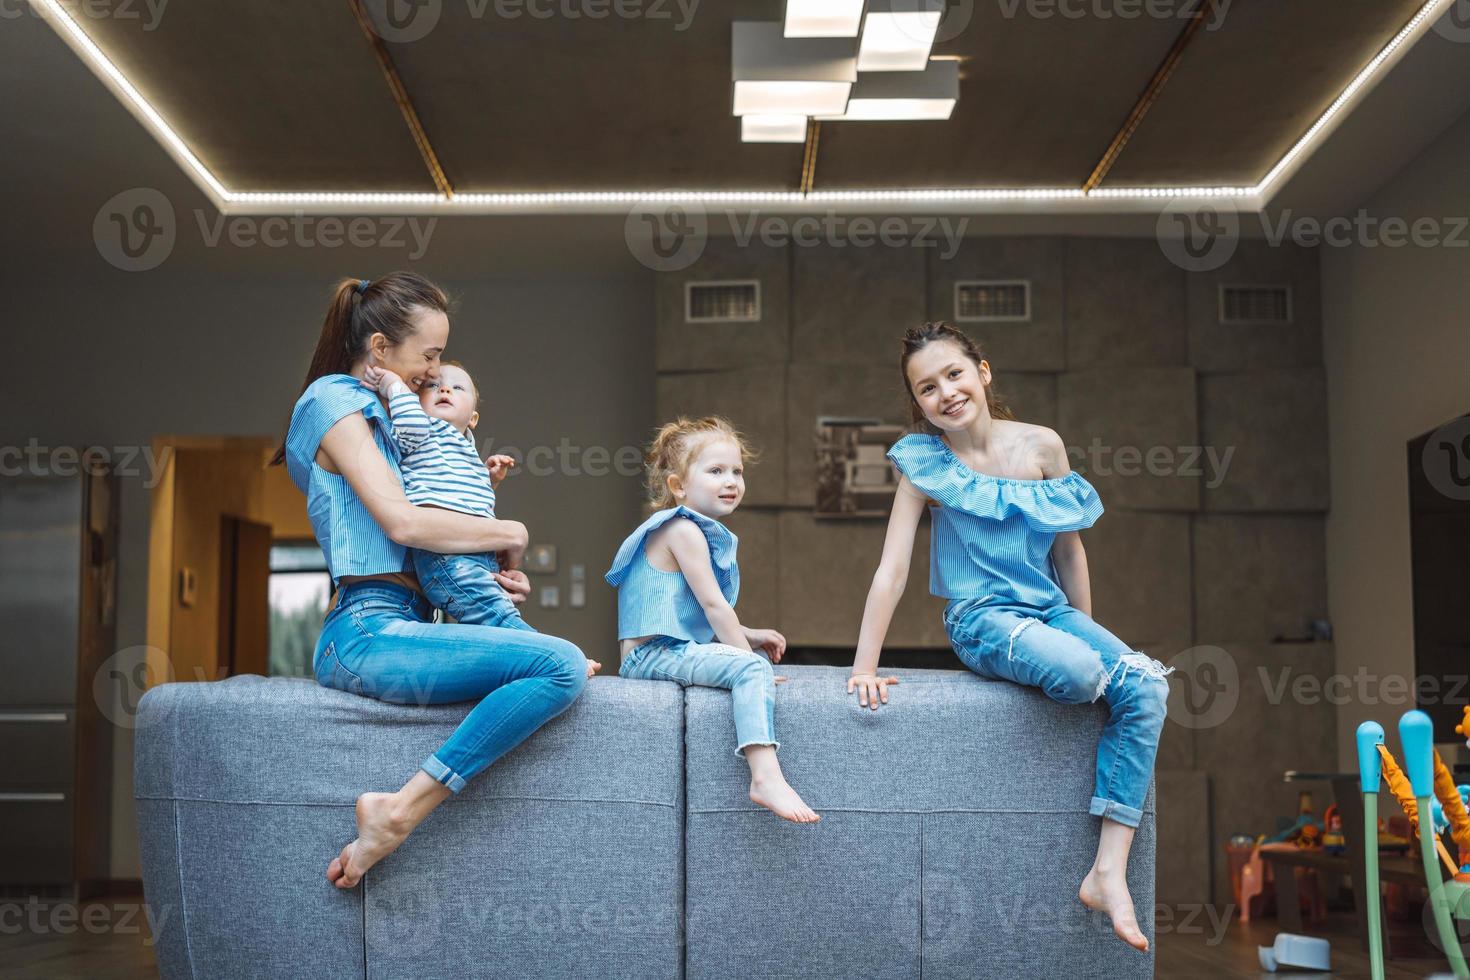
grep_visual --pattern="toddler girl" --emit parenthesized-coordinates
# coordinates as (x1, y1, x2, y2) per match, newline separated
(607, 417, 818, 824)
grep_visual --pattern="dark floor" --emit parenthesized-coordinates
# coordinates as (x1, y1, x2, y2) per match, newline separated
(1155, 905, 1460, 979)
(0, 896, 1462, 978)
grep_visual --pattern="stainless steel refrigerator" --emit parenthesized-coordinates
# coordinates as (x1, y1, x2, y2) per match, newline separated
(0, 465, 117, 897)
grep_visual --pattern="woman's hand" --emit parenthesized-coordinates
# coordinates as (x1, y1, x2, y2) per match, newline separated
(494, 525, 528, 573)
(744, 627, 787, 663)
(847, 672, 900, 711)
(485, 454, 516, 488)
(495, 567, 531, 605)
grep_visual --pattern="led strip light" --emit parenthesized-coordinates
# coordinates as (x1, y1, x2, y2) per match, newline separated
(30, 0, 1456, 214)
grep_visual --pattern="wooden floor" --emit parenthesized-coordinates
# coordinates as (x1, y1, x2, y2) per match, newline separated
(1156, 905, 1461, 979)
(0, 896, 1462, 978)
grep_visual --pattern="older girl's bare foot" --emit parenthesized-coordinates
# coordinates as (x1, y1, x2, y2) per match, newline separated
(325, 792, 412, 889)
(749, 775, 820, 824)
(1079, 866, 1149, 951)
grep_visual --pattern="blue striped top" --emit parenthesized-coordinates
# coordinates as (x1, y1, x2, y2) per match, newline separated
(285, 374, 413, 586)
(605, 505, 740, 642)
(886, 433, 1103, 608)
(385, 388, 497, 517)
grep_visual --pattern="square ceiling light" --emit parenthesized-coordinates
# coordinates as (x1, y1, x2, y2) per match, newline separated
(732, 21, 857, 116)
(858, 0, 944, 71)
(742, 114, 810, 142)
(819, 60, 958, 120)
(783, 0, 865, 37)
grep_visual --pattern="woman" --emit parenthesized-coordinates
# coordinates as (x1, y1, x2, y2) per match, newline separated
(274, 271, 597, 889)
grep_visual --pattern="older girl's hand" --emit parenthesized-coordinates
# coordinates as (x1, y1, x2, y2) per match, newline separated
(847, 672, 900, 710)
(495, 567, 531, 604)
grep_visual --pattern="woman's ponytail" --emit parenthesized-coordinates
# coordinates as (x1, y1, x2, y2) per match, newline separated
(270, 272, 450, 466)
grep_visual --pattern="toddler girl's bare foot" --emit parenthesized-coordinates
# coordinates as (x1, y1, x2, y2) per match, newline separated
(749, 774, 821, 824)
(325, 792, 413, 889)
(1078, 866, 1149, 951)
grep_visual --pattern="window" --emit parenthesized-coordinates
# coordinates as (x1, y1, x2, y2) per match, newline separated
(268, 542, 330, 678)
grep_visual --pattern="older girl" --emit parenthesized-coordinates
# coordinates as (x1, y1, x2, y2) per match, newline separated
(848, 321, 1171, 952)
(276, 272, 595, 889)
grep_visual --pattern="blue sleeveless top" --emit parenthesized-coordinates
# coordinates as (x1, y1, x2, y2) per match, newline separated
(284, 374, 413, 586)
(886, 433, 1102, 608)
(605, 505, 740, 643)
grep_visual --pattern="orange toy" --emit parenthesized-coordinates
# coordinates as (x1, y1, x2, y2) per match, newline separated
(1377, 743, 1461, 877)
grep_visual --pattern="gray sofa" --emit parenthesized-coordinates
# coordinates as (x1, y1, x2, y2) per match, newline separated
(134, 664, 1156, 979)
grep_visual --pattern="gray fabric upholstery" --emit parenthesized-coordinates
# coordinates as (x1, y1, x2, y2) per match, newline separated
(685, 666, 1155, 979)
(135, 674, 684, 980)
(135, 666, 1155, 979)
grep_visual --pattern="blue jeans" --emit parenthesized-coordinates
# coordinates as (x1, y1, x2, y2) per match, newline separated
(944, 596, 1171, 829)
(313, 582, 587, 792)
(413, 550, 534, 631)
(619, 636, 778, 755)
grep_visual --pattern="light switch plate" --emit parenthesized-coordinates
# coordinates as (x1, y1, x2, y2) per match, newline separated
(525, 544, 557, 574)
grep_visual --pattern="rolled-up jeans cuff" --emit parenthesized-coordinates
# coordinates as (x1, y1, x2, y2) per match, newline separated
(735, 738, 780, 757)
(1089, 796, 1143, 828)
(423, 754, 466, 794)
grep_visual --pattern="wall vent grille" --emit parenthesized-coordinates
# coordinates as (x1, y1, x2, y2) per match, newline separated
(1219, 284, 1292, 324)
(685, 280, 761, 322)
(955, 280, 1030, 322)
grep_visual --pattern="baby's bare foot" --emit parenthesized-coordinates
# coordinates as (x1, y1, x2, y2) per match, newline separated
(325, 792, 412, 889)
(1079, 866, 1149, 951)
(749, 774, 820, 824)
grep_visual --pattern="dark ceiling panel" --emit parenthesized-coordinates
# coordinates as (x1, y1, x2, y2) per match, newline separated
(1104, 0, 1428, 187)
(816, 10, 1185, 188)
(384, 1, 802, 192)
(74, 0, 434, 192)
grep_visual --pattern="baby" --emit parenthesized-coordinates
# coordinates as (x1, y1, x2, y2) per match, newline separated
(363, 361, 531, 632)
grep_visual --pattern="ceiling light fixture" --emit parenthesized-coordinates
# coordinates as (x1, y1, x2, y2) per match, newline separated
(857, 0, 944, 72)
(28, 0, 1457, 213)
(731, 21, 856, 116)
(741, 114, 810, 143)
(783, 0, 866, 38)
(819, 60, 958, 120)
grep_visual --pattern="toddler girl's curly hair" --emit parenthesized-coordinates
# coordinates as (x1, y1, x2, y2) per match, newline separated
(643, 416, 759, 509)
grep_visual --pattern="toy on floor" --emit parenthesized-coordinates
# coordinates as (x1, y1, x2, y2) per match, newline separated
(1356, 711, 1470, 980)
(1259, 933, 1331, 973)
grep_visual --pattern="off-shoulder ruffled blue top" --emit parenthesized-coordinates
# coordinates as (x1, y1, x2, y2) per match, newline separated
(605, 505, 740, 643)
(886, 432, 1102, 607)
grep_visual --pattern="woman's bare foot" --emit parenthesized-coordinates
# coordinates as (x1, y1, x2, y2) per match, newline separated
(1079, 865, 1149, 951)
(326, 792, 413, 889)
(749, 774, 821, 824)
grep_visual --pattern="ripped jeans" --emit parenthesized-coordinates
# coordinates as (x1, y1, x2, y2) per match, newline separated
(944, 596, 1171, 829)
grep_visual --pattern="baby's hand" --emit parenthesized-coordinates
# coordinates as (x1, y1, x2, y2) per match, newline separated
(746, 627, 787, 663)
(362, 364, 406, 397)
(485, 454, 516, 487)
